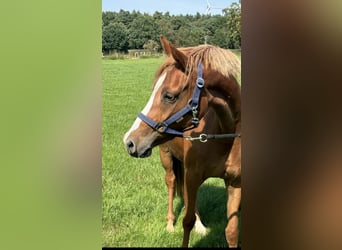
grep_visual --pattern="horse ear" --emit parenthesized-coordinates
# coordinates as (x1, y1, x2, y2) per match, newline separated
(160, 35, 188, 72)
(160, 35, 171, 57)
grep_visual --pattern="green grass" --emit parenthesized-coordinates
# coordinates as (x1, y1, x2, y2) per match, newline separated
(102, 57, 240, 247)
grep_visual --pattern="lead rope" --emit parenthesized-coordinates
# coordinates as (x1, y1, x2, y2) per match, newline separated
(184, 133, 241, 143)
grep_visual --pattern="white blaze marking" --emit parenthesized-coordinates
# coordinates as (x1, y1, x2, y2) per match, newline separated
(123, 72, 167, 143)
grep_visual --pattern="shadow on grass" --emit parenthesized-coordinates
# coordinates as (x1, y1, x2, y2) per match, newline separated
(172, 182, 241, 248)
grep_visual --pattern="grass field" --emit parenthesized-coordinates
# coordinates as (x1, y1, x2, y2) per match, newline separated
(102, 57, 240, 247)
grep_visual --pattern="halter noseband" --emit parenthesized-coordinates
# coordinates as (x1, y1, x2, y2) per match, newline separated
(138, 62, 204, 137)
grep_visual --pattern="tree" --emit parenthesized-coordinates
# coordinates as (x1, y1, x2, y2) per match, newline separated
(201, 15, 229, 47)
(155, 17, 175, 46)
(143, 40, 160, 53)
(102, 22, 128, 53)
(102, 11, 116, 27)
(128, 14, 158, 49)
(101, 7, 241, 52)
(211, 27, 230, 48)
(223, 2, 241, 49)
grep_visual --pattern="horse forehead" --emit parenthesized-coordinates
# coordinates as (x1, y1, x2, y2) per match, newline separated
(157, 67, 185, 89)
(153, 72, 167, 91)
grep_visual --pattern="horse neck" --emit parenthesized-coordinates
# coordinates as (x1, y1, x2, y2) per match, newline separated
(205, 75, 241, 133)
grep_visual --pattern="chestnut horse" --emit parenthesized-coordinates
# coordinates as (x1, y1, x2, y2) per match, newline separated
(123, 36, 241, 247)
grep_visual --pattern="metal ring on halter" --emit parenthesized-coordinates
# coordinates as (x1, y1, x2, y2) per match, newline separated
(199, 133, 208, 143)
(155, 122, 167, 133)
(197, 77, 204, 88)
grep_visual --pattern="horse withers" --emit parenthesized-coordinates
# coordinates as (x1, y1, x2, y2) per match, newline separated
(123, 36, 241, 247)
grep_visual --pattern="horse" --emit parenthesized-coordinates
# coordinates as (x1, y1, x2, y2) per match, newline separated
(123, 35, 241, 247)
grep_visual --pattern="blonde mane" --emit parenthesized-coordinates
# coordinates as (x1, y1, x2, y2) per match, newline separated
(184, 45, 241, 81)
(156, 44, 241, 85)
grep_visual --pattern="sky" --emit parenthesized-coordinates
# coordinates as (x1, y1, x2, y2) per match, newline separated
(102, 0, 237, 16)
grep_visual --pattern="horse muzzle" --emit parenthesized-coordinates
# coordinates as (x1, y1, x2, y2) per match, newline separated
(124, 137, 153, 158)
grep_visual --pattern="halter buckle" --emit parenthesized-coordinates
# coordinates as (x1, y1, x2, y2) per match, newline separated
(192, 117, 199, 127)
(192, 106, 198, 116)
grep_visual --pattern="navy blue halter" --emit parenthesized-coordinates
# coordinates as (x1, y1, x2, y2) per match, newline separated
(138, 62, 204, 137)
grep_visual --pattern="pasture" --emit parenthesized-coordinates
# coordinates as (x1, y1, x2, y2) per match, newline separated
(102, 56, 241, 247)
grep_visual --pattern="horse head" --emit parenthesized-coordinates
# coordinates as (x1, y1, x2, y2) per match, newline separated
(123, 36, 210, 158)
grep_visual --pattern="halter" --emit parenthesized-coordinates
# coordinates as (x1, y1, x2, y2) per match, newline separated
(138, 62, 204, 137)
(138, 62, 241, 141)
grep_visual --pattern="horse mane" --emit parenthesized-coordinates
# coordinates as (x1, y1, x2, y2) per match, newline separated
(156, 44, 241, 84)
(185, 45, 241, 81)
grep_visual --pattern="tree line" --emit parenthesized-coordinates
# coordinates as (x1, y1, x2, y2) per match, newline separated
(102, 2, 241, 54)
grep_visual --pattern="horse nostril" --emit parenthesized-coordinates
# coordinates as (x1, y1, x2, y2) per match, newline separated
(126, 140, 137, 156)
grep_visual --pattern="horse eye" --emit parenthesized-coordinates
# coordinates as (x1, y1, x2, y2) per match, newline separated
(163, 93, 177, 103)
